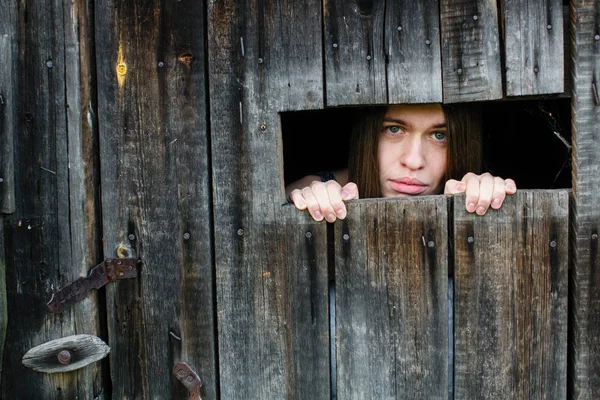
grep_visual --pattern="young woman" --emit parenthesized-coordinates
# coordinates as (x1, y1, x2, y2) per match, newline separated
(285, 103, 516, 221)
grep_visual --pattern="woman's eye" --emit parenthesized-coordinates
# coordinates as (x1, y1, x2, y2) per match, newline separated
(432, 132, 447, 141)
(386, 126, 402, 134)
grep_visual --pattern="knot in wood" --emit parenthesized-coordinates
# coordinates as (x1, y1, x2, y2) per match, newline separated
(57, 350, 72, 365)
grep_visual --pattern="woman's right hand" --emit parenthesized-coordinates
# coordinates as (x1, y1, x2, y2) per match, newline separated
(287, 180, 359, 222)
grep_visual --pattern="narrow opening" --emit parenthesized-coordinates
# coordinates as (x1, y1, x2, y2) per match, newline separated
(281, 98, 572, 191)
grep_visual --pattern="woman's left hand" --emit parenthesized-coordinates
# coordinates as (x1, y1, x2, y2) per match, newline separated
(444, 172, 517, 215)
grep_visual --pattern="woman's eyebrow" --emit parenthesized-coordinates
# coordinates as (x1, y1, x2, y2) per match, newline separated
(383, 117, 447, 129)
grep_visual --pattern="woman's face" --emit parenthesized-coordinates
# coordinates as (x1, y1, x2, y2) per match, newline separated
(378, 104, 447, 197)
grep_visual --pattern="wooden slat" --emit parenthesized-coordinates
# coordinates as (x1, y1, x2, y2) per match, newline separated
(503, 0, 564, 96)
(570, 1, 600, 397)
(335, 197, 448, 399)
(95, 1, 216, 398)
(440, 0, 503, 103)
(208, 0, 327, 397)
(324, 0, 387, 106)
(0, 34, 16, 214)
(0, 0, 103, 398)
(385, 0, 443, 103)
(453, 190, 568, 399)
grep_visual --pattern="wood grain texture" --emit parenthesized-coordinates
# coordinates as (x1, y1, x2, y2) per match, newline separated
(324, 0, 387, 105)
(95, 0, 216, 398)
(385, 0, 443, 103)
(453, 190, 568, 399)
(335, 197, 448, 400)
(0, 1, 103, 398)
(503, 0, 564, 96)
(208, 0, 327, 398)
(0, 34, 16, 214)
(440, 0, 503, 103)
(570, 1, 600, 398)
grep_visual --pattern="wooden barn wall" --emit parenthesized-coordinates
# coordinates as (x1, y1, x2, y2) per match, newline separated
(0, 1, 597, 400)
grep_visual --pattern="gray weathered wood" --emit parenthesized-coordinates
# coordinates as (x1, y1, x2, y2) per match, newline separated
(0, 224, 5, 379)
(0, 34, 16, 214)
(0, 0, 104, 398)
(335, 197, 448, 399)
(22, 334, 110, 373)
(95, 0, 216, 398)
(453, 190, 568, 399)
(503, 0, 564, 96)
(570, 1, 600, 398)
(385, 0, 443, 103)
(440, 0, 503, 103)
(324, 0, 387, 105)
(208, 0, 328, 398)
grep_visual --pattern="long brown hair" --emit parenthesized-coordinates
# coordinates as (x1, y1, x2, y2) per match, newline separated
(347, 103, 483, 198)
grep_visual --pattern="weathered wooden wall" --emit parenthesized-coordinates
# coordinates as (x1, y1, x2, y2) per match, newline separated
(0, 0, 598, 399)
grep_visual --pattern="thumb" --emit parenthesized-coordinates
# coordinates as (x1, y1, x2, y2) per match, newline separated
(341, 182, 359, 200)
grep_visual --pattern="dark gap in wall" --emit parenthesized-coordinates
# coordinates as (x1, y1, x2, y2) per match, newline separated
(281, 98, 572, 191)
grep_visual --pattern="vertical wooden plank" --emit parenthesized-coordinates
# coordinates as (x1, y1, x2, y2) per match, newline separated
(385, 0, 443, 103)
(0, 35, 16, 214)
(0, 0, 104, 398)
(324, 0, 387, 106)
(453, 190, 568, 399)
(503, 0, 564, 96)
(208, 0, 328, 398)
(335, 198, 448, 399)
(570, 1, 600, 398)
(440, 0, 503, 103)
(95, 0, 216, 398)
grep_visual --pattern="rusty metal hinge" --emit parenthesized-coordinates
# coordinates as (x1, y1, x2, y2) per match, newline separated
(47, 258, 139, 313)
(173, 362, 203, 400)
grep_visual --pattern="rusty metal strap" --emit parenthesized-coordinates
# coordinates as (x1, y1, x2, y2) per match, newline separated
(47, 258, 138, 313)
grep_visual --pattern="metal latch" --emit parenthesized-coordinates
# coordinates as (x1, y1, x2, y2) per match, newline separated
(173, 362, 203, 400)
(47, 258, 138, 313)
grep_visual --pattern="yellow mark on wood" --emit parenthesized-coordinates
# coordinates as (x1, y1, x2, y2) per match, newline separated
(263, 271, 271, 278)
(116, 42, 127, 87)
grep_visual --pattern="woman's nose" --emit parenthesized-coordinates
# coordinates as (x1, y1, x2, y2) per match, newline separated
(399, 136, 426, 170)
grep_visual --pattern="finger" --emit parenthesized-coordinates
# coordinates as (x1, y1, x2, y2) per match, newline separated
(490, 177, 507, 210)
(289, 189, 307, 210)
(301, 187, 324, 221)
(326, 181, 348, 220)
(309, 182, 338, 223)
(505, 178, 517, 194)
(443, 179, 465, 195)
(473, 173, 495, 215)
(462, 173, 480, 213)
(341, 182, 359, 200)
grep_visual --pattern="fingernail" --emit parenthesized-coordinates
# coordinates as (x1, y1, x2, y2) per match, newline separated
(314, 211, 323, 220)
(467, 202, 476, 212)
(341, 190, 349, 198)
(336, 209, 346, 219)
(457, 183, 465, 191)
(492, 198, 501, 208)
(327, 213, 336, 222)
(476, 206, 486, 215)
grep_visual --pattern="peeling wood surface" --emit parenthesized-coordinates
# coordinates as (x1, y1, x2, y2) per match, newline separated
(0, 35, 16, 214)
(503, 0, 564, 96)
(335, 197, 448, 399)
(453, 190, 568, 399)
(95, 0, 216, 398)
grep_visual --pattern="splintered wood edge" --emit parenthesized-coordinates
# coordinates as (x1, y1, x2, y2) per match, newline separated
(22, 334, 110, 373)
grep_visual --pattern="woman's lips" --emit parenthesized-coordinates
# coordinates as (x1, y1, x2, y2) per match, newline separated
(389, 178, 428, 195)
